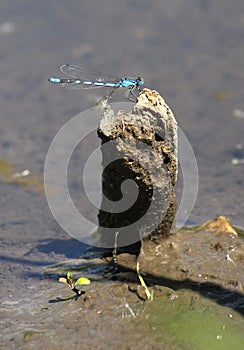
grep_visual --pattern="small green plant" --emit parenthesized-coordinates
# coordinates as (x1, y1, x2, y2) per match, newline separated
(136, 262, 153, 300)
(59, 272, 91, 299)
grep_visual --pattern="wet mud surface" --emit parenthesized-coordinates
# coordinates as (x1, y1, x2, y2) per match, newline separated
(0, 0, 244, 349)
(1, 219, 243, 349)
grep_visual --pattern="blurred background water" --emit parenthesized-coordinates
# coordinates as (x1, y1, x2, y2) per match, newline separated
(0, 1, 243, 348)
(0, 0, 243, 275)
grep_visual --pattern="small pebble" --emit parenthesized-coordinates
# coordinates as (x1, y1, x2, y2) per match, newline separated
(233, 109, 244, 118)
(0, 22, 15, 35)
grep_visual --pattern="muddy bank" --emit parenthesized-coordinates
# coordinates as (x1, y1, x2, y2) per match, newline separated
(117, 217, 244, 294)
(36, 218, 244, 349)
(0, 1, 243, 348)
(1, 218, 243, 349)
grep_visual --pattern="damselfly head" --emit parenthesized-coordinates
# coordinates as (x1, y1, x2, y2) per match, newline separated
(137, 77, 144, 86)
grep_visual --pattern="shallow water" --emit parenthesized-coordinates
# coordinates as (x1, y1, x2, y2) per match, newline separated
(0, 0, 243, 348)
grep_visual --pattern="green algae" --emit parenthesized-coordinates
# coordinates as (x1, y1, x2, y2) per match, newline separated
(0, 158, 43, 191)
(138, 288, 244, 350)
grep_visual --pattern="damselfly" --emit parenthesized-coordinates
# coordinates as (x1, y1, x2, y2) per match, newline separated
(48, 64, 144, 102)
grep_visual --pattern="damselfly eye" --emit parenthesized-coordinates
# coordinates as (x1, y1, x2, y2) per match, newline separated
(138, 77, 144, 85)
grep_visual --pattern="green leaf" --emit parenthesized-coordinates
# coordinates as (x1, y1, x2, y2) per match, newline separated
(67, 272, 73, 282)
(75, 277, 91, 286)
